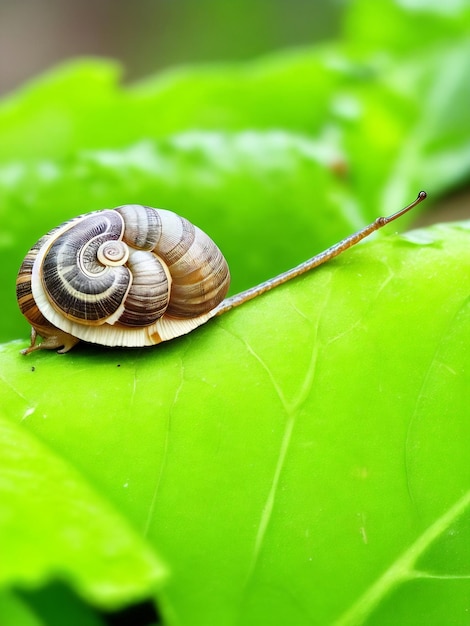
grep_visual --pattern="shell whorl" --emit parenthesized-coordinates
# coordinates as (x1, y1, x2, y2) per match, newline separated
(18, 204, 231, 349)
(116, 205, 230, 318)
(97, 240, 129, 266)
(41, 211, 132, 323)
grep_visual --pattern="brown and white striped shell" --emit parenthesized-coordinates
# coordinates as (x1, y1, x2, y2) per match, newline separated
(16, 205, 230, 353)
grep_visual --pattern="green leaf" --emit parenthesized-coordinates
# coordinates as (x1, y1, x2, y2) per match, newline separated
(1, 222, 469, 625)
(0, 401, 165, 613)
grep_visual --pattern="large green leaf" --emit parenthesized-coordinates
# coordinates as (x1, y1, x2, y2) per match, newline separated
(1, 222, 469, 624)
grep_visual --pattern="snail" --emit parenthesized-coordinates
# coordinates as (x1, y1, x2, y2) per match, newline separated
(16, 192, 427, 354)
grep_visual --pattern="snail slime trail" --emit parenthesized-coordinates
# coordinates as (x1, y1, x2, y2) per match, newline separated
(16, 192, 427, 354)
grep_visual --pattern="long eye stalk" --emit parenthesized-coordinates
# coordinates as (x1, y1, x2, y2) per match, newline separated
(216, 191, 427, 314)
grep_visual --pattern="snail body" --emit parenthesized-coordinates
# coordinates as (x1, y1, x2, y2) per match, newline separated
(17, 193, 427, 354)
(17, 205, 230, 353)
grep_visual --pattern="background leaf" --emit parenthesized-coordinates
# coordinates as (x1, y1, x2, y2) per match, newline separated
(344, 0, 470, 57)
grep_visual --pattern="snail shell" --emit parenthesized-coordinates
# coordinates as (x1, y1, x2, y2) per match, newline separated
(16, 205, 230, 353)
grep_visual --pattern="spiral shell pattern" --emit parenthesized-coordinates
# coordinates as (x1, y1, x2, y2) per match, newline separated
(16, 205, 230, 350)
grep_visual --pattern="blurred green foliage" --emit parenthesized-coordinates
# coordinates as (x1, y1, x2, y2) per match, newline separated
(0, 0, 342, 97)
(0, 1, 470, 625)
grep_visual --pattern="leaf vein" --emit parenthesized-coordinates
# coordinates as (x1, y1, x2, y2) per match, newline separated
(334, 490, 470, 626)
